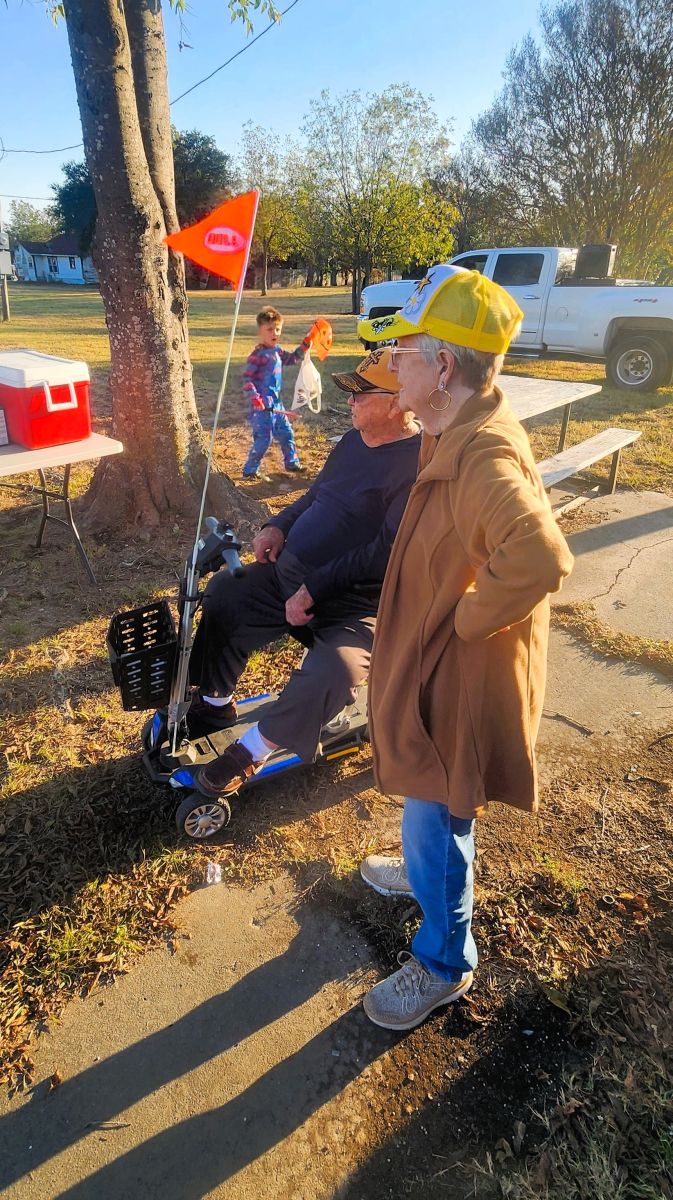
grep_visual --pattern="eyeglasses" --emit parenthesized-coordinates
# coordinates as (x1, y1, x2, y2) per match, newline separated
(347, 390, 393, 404)
(389, 347, 423, 367)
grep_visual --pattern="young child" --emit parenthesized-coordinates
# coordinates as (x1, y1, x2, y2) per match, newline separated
(242, 306, 317, 479)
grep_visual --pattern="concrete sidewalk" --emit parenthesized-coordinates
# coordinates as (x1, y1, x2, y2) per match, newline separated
(1, 489, 671, 1200)
(557, 490, 673, 641)
(0, 880, 386, 1200)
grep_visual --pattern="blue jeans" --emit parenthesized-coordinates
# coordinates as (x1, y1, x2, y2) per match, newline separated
(402, 798, 477, 982)
(244, 410, 299, 476)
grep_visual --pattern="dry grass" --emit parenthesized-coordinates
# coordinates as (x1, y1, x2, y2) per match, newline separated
(473, 914, 673, 1200)
(552, 601, 673, 679)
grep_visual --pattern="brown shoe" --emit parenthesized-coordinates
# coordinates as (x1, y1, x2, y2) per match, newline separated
(186, 692, 238, 740)
(192, 741, 257, 798)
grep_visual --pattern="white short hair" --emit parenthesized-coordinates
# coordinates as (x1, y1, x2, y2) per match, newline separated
(416, 333, 504, 392)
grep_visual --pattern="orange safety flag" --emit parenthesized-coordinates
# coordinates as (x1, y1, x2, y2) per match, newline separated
(164, 190, 259, 289)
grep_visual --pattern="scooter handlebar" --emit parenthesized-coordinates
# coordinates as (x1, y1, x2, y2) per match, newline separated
(195, 518, 243, 578)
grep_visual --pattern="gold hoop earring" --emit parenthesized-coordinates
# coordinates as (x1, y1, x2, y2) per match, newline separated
(427, 384, 453, 412)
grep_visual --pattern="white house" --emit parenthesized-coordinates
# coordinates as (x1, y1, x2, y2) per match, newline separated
(14, 235, 98, 286)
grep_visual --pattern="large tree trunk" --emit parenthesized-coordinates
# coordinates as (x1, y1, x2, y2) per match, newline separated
(125, 0, 178, 236)
(261, 248, 269, 296)
(62, 0, 263, 538)
(351, 255, 362, 314)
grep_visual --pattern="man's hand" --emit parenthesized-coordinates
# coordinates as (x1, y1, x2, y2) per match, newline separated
(253, 525, 285, 563)
(285, 583, 314, 626)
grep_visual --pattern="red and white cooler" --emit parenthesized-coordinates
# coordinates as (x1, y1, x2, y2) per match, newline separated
(0, 349, 92, 450)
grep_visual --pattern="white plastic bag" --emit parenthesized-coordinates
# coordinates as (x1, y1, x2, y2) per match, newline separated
(292, 352, 322, 413)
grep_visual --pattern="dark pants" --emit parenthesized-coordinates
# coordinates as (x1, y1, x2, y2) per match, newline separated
(189, 553, 374, 762)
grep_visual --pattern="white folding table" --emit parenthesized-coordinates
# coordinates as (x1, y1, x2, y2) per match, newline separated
(0, 432, 124, 584)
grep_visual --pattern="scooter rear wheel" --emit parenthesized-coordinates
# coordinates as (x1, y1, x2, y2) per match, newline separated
(175, 793, 231, 840)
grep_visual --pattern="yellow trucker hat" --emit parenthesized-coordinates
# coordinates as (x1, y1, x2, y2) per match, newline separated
(357, 265, 523, 355)
(332, 346, 400, 394)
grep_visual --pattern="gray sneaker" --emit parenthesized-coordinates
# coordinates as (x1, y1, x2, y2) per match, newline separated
(363, 954, 473, 1030)
(360, 854, 414, 897)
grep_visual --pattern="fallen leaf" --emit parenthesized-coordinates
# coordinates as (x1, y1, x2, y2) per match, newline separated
(542, 984, 572, 1015)
(528, 915, 547, 930)
(533, 1151, 552, 1184)
(559, 1097, 583, 1117)
(512, 1120, 526, 1153)
(464, 1007, 490, 1023)
(49, 1070, 62, 1092)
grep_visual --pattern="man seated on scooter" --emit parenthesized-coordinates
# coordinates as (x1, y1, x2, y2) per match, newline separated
(183, 345, 421, 800)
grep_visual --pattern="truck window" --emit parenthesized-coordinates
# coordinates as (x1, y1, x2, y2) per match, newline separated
(493, 253, 544, 287)
(554, 249, 577, 283)
(453, 253, 488, 274)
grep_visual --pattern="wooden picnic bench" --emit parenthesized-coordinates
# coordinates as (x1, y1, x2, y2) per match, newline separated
(536, 427, 641, 512)
(504, 376, 641, 513)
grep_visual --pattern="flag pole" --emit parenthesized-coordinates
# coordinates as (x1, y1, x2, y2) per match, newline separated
(192, 187, 261, 547)
(169, 189, 261, 748)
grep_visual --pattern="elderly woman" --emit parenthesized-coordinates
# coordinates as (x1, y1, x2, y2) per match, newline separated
(356, 266, 574, 1030)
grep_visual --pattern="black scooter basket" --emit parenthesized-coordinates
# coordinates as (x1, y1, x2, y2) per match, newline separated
(107, 600, 177, 711)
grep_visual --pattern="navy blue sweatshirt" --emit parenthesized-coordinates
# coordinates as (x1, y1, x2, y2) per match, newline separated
(267, 427, 421, 606)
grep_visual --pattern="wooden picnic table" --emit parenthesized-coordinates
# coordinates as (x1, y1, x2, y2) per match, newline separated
(329, 375, 602, 452)
(330, 374, 622, 513)
(502, 375, 602, 451)
(0, 432, 123, 584)
(502, 375, 640, 512)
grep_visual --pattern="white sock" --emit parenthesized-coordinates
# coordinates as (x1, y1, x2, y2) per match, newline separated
(239, 723, 275, 764)
(202, 693, 233, 707)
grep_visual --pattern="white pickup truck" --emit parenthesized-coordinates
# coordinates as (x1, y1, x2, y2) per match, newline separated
(359, 246, 673, 392)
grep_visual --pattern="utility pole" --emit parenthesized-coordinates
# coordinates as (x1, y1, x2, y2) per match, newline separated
(0, 275, 9, 323)
(0, 221, 11, 322)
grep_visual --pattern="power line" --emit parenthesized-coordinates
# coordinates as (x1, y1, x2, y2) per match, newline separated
(0, 193, 53, 201)
(0, 142, 82, 156)
(0, 1, 301, 156)
(170, 0, 301, 105)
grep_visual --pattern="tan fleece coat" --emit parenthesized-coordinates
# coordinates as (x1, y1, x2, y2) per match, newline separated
(369, 386, 574, 818)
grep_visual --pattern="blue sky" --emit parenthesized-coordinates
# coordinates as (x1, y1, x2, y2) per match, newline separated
(0, 0, 541, 218)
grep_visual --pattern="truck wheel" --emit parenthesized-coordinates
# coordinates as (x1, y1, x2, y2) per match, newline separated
(606, 335, 671, 391)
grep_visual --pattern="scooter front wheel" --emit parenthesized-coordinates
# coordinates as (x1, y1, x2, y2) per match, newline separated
(175, 793, 232, 840)
(142, 710, 168, 754)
